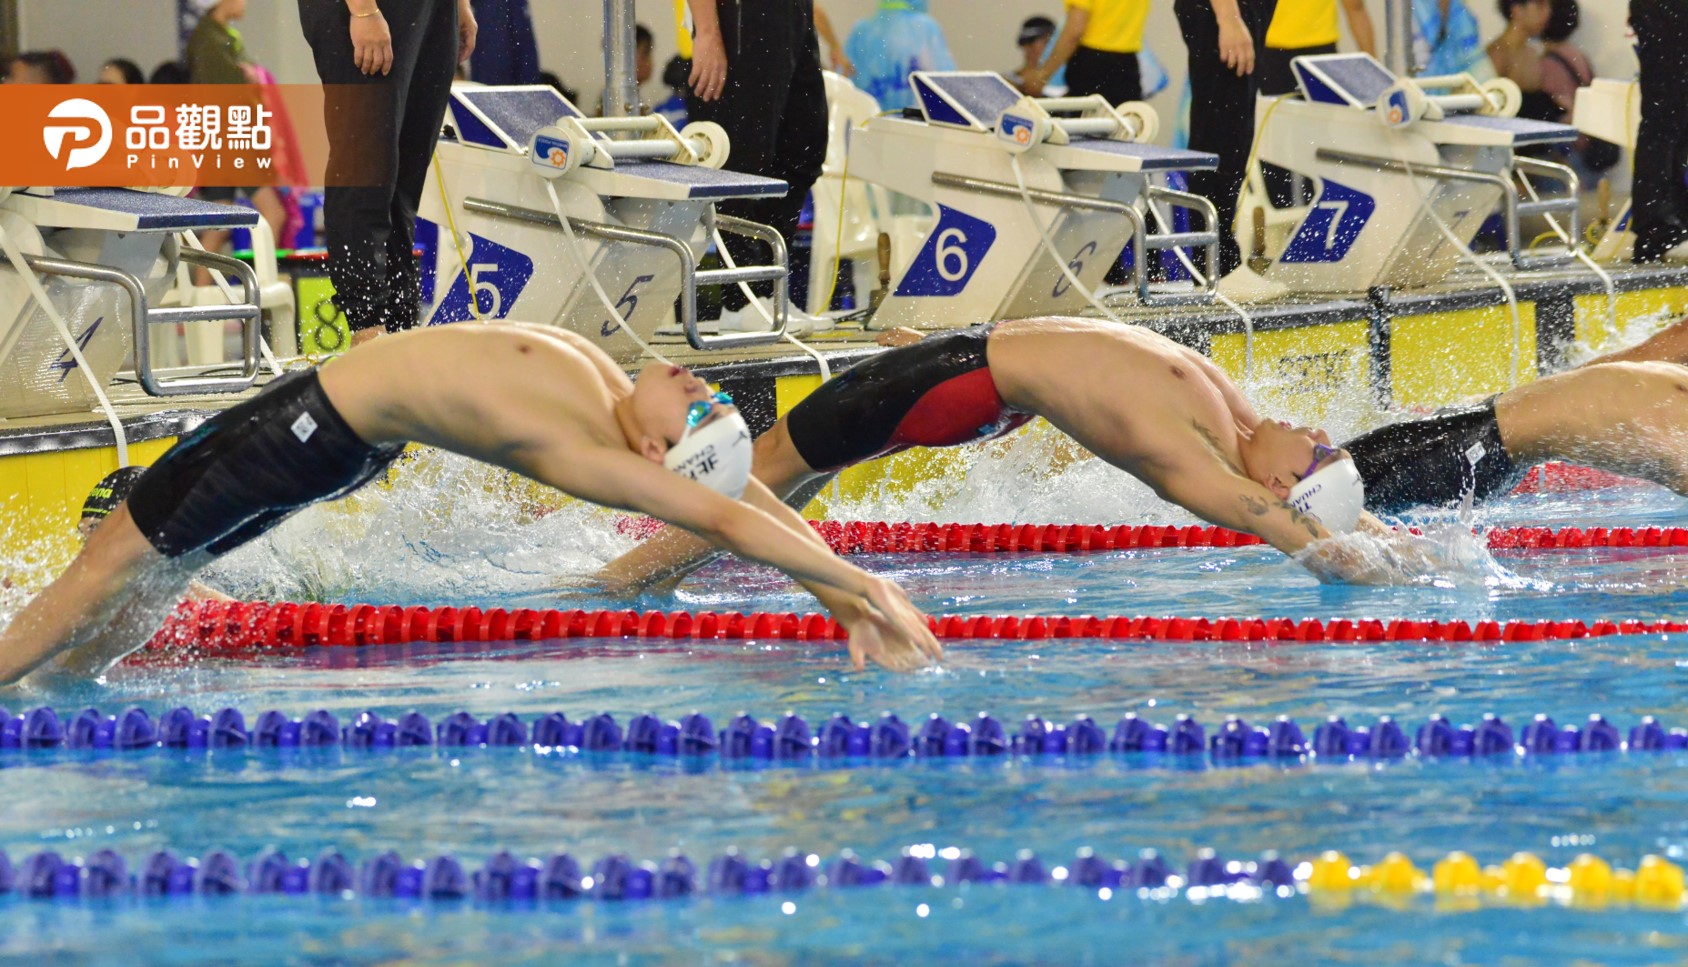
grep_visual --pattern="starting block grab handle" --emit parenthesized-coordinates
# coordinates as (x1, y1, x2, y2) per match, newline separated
(459, 198, 790, 350)
(23, 250, 260, 398)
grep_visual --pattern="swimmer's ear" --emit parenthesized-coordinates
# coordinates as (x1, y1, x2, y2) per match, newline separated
(637, 434, 668, 464)
(1265, 473, 1293, 501)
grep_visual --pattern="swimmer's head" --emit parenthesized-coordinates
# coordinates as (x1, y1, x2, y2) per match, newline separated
(1243, 420, 1365, 532)
(78, 466, 146, 541)
(629, 362, 753, 498)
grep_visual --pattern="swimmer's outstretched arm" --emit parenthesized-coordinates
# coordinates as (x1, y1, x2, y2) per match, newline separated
(593, 419, 832, 596)
(1154, 453, 1403, 585)
(536, 443, 941, 670)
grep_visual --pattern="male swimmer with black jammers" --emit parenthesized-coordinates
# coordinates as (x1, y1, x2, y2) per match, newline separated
(0, 323, 942, 687)
(597, 316, 1394, 594)
(598, 316, 1688, 596)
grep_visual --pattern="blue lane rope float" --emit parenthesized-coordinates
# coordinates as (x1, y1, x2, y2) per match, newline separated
(2, 845, 1685, 909)
(3, 706, 1684, 762)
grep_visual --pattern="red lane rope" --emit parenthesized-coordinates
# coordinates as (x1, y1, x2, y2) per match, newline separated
(610, 518, 1688, 555)
(144, 600, 1688, 653)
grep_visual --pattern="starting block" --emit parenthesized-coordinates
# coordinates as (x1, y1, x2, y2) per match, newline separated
(1240, 53, 1582, 294)
(845, 70, 1220, 330)
(0, 186, 262, 417)
(420, 85, 794, 358)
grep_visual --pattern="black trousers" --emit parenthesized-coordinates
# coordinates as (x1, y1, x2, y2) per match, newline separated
(684, 0, 827, 310)
(1258, 42, 1334, 208)
(1065, 47, 1142, 105)
(1630, 0, 1688, 259)
(299, 0, 458, 332)
(1174, 0, 1278, 276)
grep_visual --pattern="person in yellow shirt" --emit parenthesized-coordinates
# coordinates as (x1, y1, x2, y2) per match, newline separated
(1259, 0, 1376, 96)
(1020, 0, 1150, 104)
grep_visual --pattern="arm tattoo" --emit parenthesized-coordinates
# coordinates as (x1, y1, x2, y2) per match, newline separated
(1241, 494, 1268, 516)
(1238, 493, 1320, 538)
(1276, 498, 1321, 538)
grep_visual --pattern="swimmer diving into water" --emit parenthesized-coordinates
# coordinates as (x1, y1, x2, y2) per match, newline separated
(0, 323, 942, 687)
(597, 316, 1390, 594)
(1344, 359, 1688, 513)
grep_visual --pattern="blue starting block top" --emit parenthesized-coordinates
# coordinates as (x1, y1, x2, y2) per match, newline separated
(1066, 139, 1217, 171)
(613, 160, 786, 199)
(1293, 54, 1396, 107)
(1441, 113, 1578, 145)
(451, 86, 582, 150)
(16, 188, 258, 231)
(911, 71, 1023, 131)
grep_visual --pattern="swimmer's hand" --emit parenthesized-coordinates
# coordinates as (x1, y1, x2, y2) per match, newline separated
(837, 579, 943, 673)
(1295, 530, 1443, 585)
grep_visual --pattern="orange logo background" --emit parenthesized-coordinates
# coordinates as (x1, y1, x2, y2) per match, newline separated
(0, 85, 352, 189)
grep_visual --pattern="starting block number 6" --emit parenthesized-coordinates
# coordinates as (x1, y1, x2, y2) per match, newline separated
(895, 205, 998, 298)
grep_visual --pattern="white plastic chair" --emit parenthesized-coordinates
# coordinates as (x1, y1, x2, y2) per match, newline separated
(807, 72, 896, 314)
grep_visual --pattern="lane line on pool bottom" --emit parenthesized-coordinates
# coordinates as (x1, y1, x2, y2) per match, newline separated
(5, 706, 1683, 760)
(143, 600, 1688, 652)
(2, 844, 1682, 911)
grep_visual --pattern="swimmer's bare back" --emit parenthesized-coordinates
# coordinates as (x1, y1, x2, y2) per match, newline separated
(984, 317, 1262, 483)
(318, 324, 630, 478)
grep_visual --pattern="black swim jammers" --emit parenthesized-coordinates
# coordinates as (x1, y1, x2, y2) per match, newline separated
(1343, 397, 1525, 515)
(785, 325, 1031, 471)
(127, 369, 403, 557)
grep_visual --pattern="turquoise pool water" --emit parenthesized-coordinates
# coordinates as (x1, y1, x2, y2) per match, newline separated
(2, 479, 1686, 964)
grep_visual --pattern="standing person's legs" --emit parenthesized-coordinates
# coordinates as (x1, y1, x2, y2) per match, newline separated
(1629, 0, 1688, 262)
(299, 0, 437, 339)
(1176, 0, 1276, 276)
(1257, 42, 1331, 208)
(1064, 47, 1143, 105)
(753, 9, 828, 256)
(385, 0, 458, 330)
(685, 0, 793, 312)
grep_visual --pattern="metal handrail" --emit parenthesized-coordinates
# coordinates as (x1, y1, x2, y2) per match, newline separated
(929, 172, 1218, 307)
(24, 250, 261, 397)
(461, 198, 792, 351)
(1314, 148, 1581, 270)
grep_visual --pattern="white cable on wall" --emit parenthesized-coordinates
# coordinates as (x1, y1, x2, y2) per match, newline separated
(544, 181, 676, 367)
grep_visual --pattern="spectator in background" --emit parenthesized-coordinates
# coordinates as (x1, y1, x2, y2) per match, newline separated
(1259, 0, 1375, 97)
(1009, 15, 1066, 94)
(813, 4, 854, 76)
(654, 55, 691, 127)
(98, 59, 146, 85)
(1537, 0, 1620, 176)
(636, 23, 655, 87)
(1415, 0, 1485, 76)
(1629, 0, 1688, 262)
(6, 50, 75, 83)
(845, 0, 956, 112)
(1486, 0, 1555, 120)
(468, 0, 539, 85)
(1021, 0, 1149, 104)
(187, 0, 288, 253)
(149, 61, 190, 84)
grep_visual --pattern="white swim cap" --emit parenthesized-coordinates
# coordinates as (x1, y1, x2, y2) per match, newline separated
(663, 410, 753, 499)
(1287, 457, 1366, 533)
